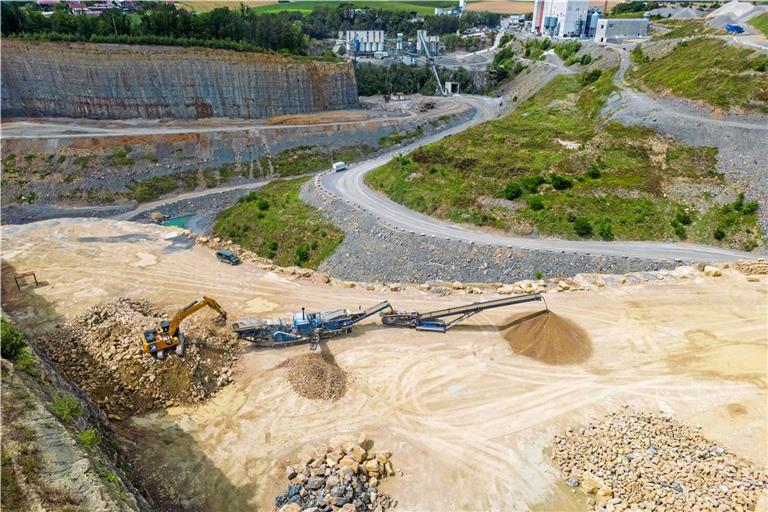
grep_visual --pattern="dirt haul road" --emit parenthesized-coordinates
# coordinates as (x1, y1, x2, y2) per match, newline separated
(1, 219, 766, 511)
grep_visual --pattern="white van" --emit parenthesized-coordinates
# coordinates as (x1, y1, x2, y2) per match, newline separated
(332, 161, 349, 172)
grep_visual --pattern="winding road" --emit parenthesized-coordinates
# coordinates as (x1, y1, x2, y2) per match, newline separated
(318, 95, 755, 263)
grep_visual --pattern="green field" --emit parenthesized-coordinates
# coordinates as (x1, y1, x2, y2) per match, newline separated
(180, 1, 455, 14)
(749, 12, 768, 36)
(365, 69, 761, 250)
(213, 177, 343, 268)
(629, 38, 768, 114)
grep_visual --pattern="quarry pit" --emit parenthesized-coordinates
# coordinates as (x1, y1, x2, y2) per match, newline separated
(2, 219, 766, 511)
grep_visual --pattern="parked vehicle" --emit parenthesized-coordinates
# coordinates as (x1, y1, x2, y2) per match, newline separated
(215, 249, 241, 265)
(332, 161, 349, 172)
(726, 24, 744, 33)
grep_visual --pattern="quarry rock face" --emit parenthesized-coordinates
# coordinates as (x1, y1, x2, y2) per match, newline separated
(1, 40, 359, 119)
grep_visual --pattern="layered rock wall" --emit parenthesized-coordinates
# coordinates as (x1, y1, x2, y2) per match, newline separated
(1, 40, 359, 119)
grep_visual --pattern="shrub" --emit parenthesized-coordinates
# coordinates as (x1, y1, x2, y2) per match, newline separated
(294, 246, 309, 265)
(549, 173, 573, 190)
(713, 226, 726, 240)
(534, 271, 544, 280)
(78, 429, 101, 449)
(580, 68, 602, 86)
(742, 200, 758, 215)
(732, 192, 745, 212)
(573, 217, 593, 237)
(502, 181, 523, 200)
(527, 196, 545, 211)
(580, 53, 592, 65)
(672, 220, 687, 239)
(257, 198, 270, 211)
(597, 221, 614, 241)
(51, 394, 81, 424)
(519, 175, 545, 193)
(675, 208, 692, 225)
(1, 317, 26, 360)
(586, 165, 601, 179)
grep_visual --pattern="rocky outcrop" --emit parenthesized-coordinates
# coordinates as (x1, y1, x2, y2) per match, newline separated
(1, 40, 359, 119)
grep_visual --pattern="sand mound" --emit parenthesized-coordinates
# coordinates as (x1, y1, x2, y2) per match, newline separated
(278, 353, 347, 401)
(501, 310, 591, 365)
(39, 298, 242, 418)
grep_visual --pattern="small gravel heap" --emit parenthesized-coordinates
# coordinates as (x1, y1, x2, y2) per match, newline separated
(39, 298, 242, 418)
(552, 408, 768, 512)
(275, 436, 397, 512)
(278, 353, 348, 401)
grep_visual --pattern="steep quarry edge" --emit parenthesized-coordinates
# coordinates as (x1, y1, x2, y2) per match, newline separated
(1, 331, 154, 511)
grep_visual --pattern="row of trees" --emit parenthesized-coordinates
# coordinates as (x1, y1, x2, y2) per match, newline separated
(355, 62, 481, 96)
(1, 2, 502, 54)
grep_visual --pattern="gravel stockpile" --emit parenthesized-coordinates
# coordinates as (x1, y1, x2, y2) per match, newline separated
(552, 408, 768, 512)
(275, 437, 397, 512)
(39, 298, 242, 419)
(300, 180, 675, 284)
(502, 310, 592, 365)
(278, 353, 348, 401)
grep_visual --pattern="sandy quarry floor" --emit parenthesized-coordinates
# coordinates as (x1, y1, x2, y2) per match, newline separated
(2, 219, 766, 511)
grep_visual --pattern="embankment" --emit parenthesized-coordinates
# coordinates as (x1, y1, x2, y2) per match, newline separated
(1, 40, 358, 119)
(1, 99, 473, 223)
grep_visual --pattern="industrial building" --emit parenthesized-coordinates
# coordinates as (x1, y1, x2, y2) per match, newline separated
(593, 18, 649, 43)
(532, 0, 592, 38)
(338, 30, 385, 56)
(416, 30, 441, 56)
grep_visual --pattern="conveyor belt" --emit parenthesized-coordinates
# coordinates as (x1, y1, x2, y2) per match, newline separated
(418, 294, 542, 320)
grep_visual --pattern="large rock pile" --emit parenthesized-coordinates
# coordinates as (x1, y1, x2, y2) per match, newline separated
(38, 298, 242, 419)
(552, 408, 768, 511)
(275, 436, 397, 512)
(277, 353, 348, 401)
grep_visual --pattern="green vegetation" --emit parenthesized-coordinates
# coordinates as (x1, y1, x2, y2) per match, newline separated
(50, 394, 81, 424)
(269, 145, 375, 176)
(213, 177, 343, 268)
(610, 1, 658, 15)
(366, 69, 761, 249)
(355, 62, 483, 95)
(126, 166, 234, 202)
(1, 317, 26, 361)
(246, 1, 454, 16)
(654, 19, 723, 39)
(77, 429, 102, 450)
(749, 12, 768, 37)
(554, 40, 581, 65)
(523, 38, 552, 61)
(379, 127, 424, 148)
(490, 46, 526, 82)
(1, 451, 25, 511)
(108, 146, 135, 167)
(629, 38, 768, 113)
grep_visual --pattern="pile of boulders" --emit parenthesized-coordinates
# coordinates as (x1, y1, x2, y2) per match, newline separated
(38, 298, 242, 419)
(552, 407, 768, 511)
(275, 436, 398, 512)
(733, 258, 768, 276)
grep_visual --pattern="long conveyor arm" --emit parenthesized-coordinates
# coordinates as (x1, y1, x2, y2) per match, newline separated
(418, 294, 542, 320)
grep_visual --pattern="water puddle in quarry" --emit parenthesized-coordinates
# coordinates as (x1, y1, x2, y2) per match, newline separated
(162, 214, 193, 228)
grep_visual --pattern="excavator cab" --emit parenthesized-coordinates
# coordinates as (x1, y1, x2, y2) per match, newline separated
(141, 296, 226, 359)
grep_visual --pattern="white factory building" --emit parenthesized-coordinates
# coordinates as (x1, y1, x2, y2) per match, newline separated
(593, 18, 649, 43)
(532, 0, 590, 38)
(338, 30, 385, 55)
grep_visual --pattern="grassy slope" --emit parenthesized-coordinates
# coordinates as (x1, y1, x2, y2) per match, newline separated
(213, 177, 343, 268)
(654, 19, 723, 39)
(749, 12, 768, 36)
(631, 38, 768, 114)
(366, 70, 761, 250)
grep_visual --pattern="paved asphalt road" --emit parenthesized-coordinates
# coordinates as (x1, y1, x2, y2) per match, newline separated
(320, 96, 754, 263)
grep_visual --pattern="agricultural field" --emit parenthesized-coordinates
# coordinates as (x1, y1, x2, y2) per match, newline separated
(629, 38, 768, 114)
(179, 1, 455, 15)
(213, 177, 343, 269)
(366, 69, 762, 250)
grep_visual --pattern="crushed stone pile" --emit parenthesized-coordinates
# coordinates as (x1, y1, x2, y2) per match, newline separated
(552, 408, 768, 512)
(38, 298, 242, 419)
(278, 353, 348, 401)
(275, 435, 397, 512)
(734, 259, 768, 275)
(501, 310, 592, 365)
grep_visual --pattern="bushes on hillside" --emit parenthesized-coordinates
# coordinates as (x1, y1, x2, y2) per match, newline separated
(1, 317, 26, 360)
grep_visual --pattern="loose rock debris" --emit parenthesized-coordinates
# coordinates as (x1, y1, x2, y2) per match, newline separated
(38, 298, 242, 418)
(552, 408, 768, 512)
(275, 436, 397, 512)
(277, 353, 348, 401)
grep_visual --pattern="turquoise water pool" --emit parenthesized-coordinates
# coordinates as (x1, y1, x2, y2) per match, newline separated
(162, 215, 193, 228)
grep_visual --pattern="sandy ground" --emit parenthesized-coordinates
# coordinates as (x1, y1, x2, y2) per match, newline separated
(2, 219, 766, 511)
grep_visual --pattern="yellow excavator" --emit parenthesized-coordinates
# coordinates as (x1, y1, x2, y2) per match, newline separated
(142, 296, 227, 359)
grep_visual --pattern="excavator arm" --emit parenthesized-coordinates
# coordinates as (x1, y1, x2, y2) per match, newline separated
(167, 296, 227, 337)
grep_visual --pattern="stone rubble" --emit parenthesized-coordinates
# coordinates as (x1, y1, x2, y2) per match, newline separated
(38, 298, 242, 418)
(275, 436, 397, 512)
(552, 408, 768, 512)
